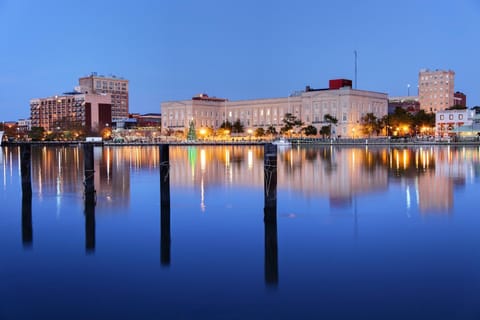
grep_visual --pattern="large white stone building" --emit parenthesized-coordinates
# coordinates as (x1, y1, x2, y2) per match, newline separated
(161, 80, 388, 138)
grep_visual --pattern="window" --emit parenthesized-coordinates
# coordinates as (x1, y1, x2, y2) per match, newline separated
(449, 115, 454, 120)
(459, 114, 463, 120)
(440, 115, 444, 120)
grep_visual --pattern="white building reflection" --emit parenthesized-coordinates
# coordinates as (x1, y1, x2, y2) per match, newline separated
(2, 145, 480, 215)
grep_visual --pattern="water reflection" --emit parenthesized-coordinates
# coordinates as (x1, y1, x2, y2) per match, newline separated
(2, 145, 480, 216)
(21, 192, 32, 247)
(3, 143, 480, 318)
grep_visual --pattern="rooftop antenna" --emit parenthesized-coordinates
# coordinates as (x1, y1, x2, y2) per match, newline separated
(354, 50, 358, 89)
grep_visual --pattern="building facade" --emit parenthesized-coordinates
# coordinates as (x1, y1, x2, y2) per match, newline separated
(30, 93, 112, 131)
(418, 69, 455, 113)
(453, 91, 467, 107)
(130, 113, 162, 127)
(161, 82, 388, 138)
(78, 73, 129, 120)
(435, 109, 473, 137)
(17, 119, 32, 133)
(388, 96, 420, 114)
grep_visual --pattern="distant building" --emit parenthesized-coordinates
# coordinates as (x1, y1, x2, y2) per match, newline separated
(112, 118, 137, 130)
(17, 119, 32, 133)
(453, 91, 467, 107)
(30, 93, 112, 131)
(161, 80, 388, 138)
(130, 113, 162, 127)
(78, 73, 129, 120)
(388, 96, 420, 114)
(418, 69, 455, 112)
(435, 109, 475, 137)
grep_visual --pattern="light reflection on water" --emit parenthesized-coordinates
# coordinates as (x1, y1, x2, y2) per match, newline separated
(1, 144, 480, 319)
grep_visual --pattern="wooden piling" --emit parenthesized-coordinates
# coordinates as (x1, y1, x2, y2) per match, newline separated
(83, 143, 96, 252)
(160, 144, 170, 208)
(264, 143, 277, 213)
(264, 143, 278, 286)
(160, 144, 171, 266)
(20, 144, 32, 196)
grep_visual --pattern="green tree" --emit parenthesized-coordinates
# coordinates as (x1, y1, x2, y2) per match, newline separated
(220, 120, 233, 131)
(266, 125, 277, 135)
(28, 127, 45, 141)
(232, 119, 244, 133)
(302, 125, 318, 136)
(412, 110, 435, 136)
(319, 126, 330, 138)
(186, 120, 197, 141)
(281, 113, 303, 134)
(254, 127, 265, 137)
(446, 104, 467, 110)
(360, 113, 380, 137)
(388, 107, 414, 136)
(324, 114, 338, 138)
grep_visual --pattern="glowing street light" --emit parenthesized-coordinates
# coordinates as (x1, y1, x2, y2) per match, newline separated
(247, 129, 253, 141)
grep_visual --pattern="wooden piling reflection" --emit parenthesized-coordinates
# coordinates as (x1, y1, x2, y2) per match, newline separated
(160, 144, 171, 266)
(20, 144, 33, 247)
(264, 143, 278, 286)
(22, 192, 33, 247)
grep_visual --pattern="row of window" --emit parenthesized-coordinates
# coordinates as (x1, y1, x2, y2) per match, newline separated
(420, 74, 451, 81)
(439, 114, 464, 121)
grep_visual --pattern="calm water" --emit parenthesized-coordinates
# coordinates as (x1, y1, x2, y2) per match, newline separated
(1, 144, 480, 319)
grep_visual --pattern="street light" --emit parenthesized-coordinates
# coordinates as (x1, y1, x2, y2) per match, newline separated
(247, 129, 253, 141)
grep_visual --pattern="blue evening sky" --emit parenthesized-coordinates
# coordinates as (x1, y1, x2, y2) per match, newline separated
(1, 0, 479, 121)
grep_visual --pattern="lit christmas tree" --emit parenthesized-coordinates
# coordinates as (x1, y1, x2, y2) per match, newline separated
(187, 120, 197, 141)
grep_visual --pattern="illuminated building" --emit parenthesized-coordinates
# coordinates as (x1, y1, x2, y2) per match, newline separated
(418, 69, 455, 112)
(435, 109, 474, 138)
(161, 80, 388, 138)
(30, 93, 112, 131)
(78, 73, 129, 120)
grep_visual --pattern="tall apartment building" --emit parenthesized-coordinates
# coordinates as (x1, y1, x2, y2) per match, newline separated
(161, 80, 388, 138)
(30, 93, 112, 131)
(418, 69, 455, 113)
(78, 73, 129, 120)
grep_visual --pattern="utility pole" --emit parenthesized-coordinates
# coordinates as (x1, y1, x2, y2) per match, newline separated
(354, 50, 358, 89)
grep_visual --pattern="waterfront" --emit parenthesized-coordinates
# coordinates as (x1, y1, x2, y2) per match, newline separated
(2, 144, 480, 319)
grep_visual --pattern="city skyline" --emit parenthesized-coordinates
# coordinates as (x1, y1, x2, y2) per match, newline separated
(1, 0, 479, 121)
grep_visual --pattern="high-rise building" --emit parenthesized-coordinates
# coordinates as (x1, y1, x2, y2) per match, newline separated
(30, 93, 111, 131)
(78, 73, 129, 120)
(418, 69, 455, 112)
